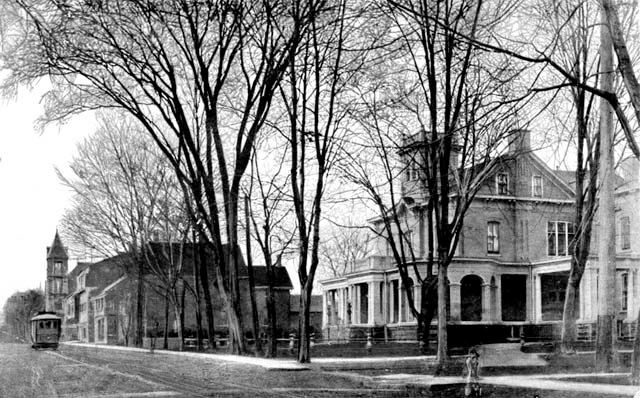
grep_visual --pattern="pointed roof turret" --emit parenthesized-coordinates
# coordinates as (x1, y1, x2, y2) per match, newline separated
(47, 230, 68, 260)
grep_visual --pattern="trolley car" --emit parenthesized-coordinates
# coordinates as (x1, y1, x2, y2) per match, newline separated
(30, 312, 61, 349)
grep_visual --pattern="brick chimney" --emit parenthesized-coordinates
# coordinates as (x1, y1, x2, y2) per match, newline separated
(508, 129, 531, 155)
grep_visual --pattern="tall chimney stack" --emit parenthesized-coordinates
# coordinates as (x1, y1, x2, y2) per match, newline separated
(508, 129, 531, 155)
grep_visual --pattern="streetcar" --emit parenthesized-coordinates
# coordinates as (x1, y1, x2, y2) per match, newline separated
(30, 312, 61, 349)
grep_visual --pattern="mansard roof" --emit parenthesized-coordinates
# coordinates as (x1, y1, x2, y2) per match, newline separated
(46, 231, 68, 260)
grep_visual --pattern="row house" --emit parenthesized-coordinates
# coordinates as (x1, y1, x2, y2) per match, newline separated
(319, 130, 640, 345)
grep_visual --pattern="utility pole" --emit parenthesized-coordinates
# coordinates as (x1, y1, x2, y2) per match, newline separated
(595, 3, 617, 372)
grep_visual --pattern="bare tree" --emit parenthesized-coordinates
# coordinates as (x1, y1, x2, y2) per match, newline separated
(246, 142, 296, 358)
(354, 0, 529, 369)
(144, 236, 191, 351)
(2, 289, 45, 342)
(2, 0, 326, 354)
(530, 0, 601, 354)
(279, 0, 372, 363)
(319, 223, 373, 278)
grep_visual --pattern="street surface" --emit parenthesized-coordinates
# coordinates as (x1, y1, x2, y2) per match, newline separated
(0, 343, 415, 397)
(2, 342, 635, 397)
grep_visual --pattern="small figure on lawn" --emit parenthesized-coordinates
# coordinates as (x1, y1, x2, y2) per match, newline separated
(464, 347, 482, 397)
(150, 321, 159, 353)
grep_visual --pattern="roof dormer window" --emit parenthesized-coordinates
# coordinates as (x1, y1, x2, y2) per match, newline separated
(532, 175, 543, 198)
(496, 173, 509, 195)
(78, 272, 86, 290)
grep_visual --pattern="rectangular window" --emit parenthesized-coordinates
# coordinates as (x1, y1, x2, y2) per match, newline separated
(547, 221, 574, 256)
(621, 216, 631, 250)
(405, 158, 420, 181)
(54, 261, 62, 274)
(532, 175, 543, 197)
(496, 173, 509, 195)
(622, 273, 629, 311)
(53, 279, 61, 293)
(487, 222, 500, 254)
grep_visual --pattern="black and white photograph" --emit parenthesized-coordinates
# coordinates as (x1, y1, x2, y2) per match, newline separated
(1, 0, 640, 396)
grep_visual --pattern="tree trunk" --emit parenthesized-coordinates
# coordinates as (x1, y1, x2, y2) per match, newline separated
(163, 293, 169, 349)
(173, 301, 184, 352)
(419, 278, 438, 352)
(595, 7, 617, 371)
(195, 291, 203, 350)
(435, 262, 449, 372)
(297, 286, 312, 363)
(193, 233, 203, 350)
(226, 206, 246, 355)
(266, 274, 277, 358)
(135, 256, 145, 347)
(561, 273, 580, 353)
(198, 241, 216, 349)
(245, 196, 262, 355)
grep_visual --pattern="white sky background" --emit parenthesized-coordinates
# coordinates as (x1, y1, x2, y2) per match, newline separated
(0, 82, 93, 308)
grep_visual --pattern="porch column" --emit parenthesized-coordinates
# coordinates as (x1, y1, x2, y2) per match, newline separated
(591, 268, 599, 321)
(347, 285, 354, 325)
(354, 285, 359, 324)
(322, 292, 329, 328)
(578, 270, 588, 321)
(398, 282, 404, 322)
(482, 283, 492, 321)
(368, 282, 376, 325)
(331, 291, 338, 325)
(449, 283, 461, 321)
(389, 281, 395, 323)
(494, 277, 502, 322)
(534, 274, 542, 322)
(382, 280, 388, 324)
(633, 270, 640, 321)
(626, 271, 634, 319)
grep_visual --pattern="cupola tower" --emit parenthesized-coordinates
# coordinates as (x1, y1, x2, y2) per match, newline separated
(45, 230, 68, 315)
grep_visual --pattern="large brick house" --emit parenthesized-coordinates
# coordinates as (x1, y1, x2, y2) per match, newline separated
(45, 238, 319, 345)
(319, 130, 640, 345)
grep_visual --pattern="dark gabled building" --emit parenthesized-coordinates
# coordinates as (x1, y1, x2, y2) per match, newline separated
(48, 236, 318, 346)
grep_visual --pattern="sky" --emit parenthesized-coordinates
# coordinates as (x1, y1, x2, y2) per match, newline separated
(0, 82, 94, 308)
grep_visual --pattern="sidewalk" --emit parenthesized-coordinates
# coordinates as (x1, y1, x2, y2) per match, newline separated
(374, 372, 640, 396)
(61, 342, 311, 371)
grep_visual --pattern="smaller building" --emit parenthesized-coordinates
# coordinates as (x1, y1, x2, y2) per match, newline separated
(288, 295, 323, 336)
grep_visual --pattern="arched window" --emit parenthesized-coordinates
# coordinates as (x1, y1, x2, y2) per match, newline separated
(461, 275, 483, 321)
